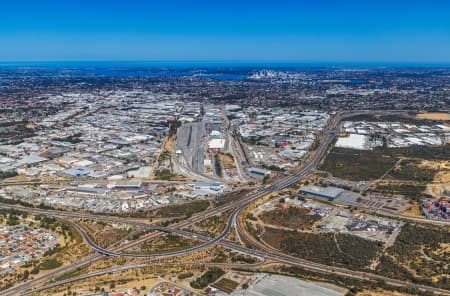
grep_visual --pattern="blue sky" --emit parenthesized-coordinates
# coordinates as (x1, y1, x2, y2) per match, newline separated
(1, 0, 450, 63)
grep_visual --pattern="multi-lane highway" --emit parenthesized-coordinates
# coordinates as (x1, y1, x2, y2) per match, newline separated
(21, 260, 267, 296)
(2, 111, 449, 295)
(7, 202, 450, 296)
(9, 211, 450, 296)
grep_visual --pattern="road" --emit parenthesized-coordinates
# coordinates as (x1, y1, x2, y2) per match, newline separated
(9, 211, 450, 296)
(2, 110, 449, 295)
(22, 261, 267, 296)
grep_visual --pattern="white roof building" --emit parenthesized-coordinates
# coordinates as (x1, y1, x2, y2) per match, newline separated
(208, 138, 225, 150)
(210, 130, 223, 137)
(335, 134, 369, 150)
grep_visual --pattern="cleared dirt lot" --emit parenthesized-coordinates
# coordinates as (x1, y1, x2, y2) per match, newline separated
(416, 112, 450, 121)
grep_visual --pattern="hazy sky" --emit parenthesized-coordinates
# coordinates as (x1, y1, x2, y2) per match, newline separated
(1, 0, 450, 63)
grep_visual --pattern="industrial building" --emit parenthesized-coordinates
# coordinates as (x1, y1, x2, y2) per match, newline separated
(335, 134, 369, 150)
(207, 138, 225, 153)
(64, 167, 91, 177)
(191, 182, 224, 191)
(109, 181, 143, 189)
(66, 186, 108, 196)
(248, 167, 271, 177)
(18, 155, 49, 165)
(299, 185, 345, 200)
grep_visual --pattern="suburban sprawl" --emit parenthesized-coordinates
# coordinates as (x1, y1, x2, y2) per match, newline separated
(0, 66, 449, 296)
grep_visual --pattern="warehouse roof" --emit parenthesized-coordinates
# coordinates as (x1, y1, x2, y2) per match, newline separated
(66, 186, 107, 194)
(64, 167, 91, 177)
(19, 155, 48, 165)
(248, 167, 271, 176)
(335, 134, 368, 150)
(299, 185, 345, 199)
(208, 138, 225, 149)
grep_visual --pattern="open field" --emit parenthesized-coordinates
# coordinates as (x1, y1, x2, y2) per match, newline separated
(214, 189, 251, 207)
(320, 147, 397, 181)
(261, 227, 382, 270)
(117, 199, 211, 220)
(163, 136, 176, 154)
(416, 112, 450, 121)
(353, 147, 450, 202)
(153, 200, 210, 218)
(77, 220, 133, 248)
(217, 152, 236, 169)
(259, 205, 321, 230)
(387, 159, 437, 182)
(373, 183, 427, 202)
(434, 170, 450, 183)
(190, 267, 225, 289)
(126, 233, 202, 255)
(209, 248, 259, 264)
(213, 277, 239, 293)
(401, 201, 423, 217)
(321, 145, 450, 184)
(188, 210, 230, 237)
(422, 160, 450, 198)
(38, 258, 62, 270)
(376, 223, 450, 290)
(344, 114, 427, 125)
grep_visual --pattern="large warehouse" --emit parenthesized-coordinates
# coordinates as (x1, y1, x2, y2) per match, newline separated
(298, 185, 345, 200)
(335, 134, 369, 150)
(248, 167, 271, 177)
(208, 138, 225, 153)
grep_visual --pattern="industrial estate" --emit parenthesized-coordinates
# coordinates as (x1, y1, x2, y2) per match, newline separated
(0, 66, 449, 296)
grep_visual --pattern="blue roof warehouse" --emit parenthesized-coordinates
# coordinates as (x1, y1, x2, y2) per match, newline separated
(298, 185, 345, 200)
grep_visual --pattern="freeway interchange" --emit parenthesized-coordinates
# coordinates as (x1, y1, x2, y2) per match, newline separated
(1, 111, 450, 296)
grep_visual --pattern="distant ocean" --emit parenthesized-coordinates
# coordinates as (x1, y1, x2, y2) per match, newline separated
(0, 61, 449, 81)
(0, 61, 254, 80)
